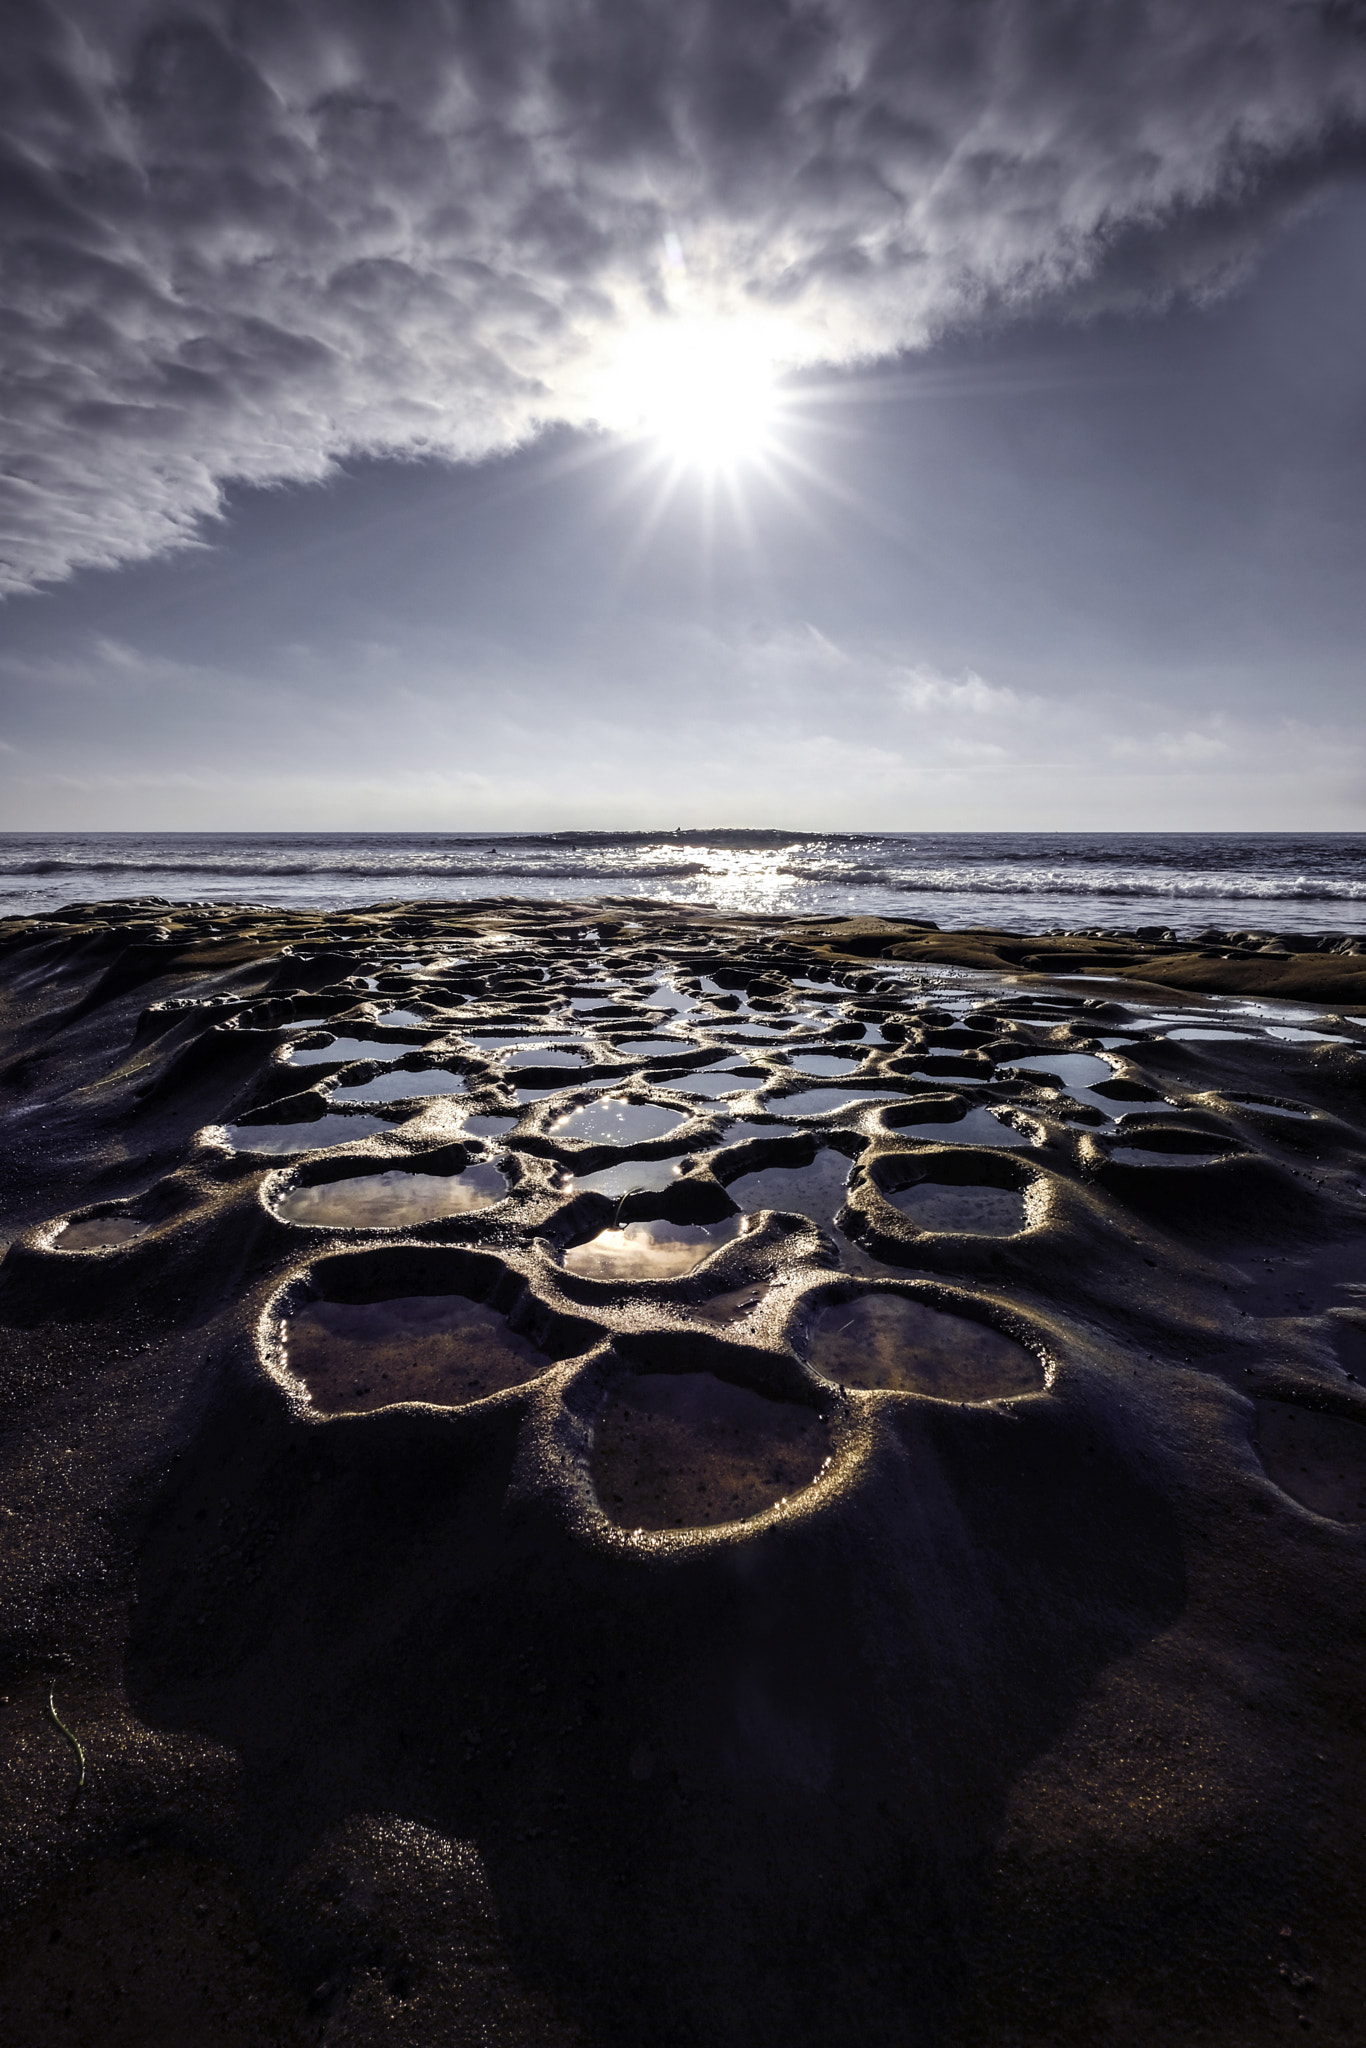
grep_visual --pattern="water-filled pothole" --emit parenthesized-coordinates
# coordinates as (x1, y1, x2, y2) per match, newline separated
(569, 1157, 693, 1197)
(688, 1282, 773, 1324)
(275, 1163, 507, 1228)
(284, 1293, 551, 1411)
(614, 1038, 699, 1056)
(885, 1184, 1027, 1235)
(57, 1217, 147, 1250)
(1254, 1399, 1366, 1521)
(659, 1071, 757, 1099)
(1223, 1094, 1316, 1121)
(591, 1372, 829, 1528)
(285, 1036, 408, 1066)
(563, 1215, 749, 1280)
(726, 1150, 850, 1234)
(716, 1118, 783, 1147)
(1003, 1053, 1114, 1090)
(790, 1052, 862, 1076)
(1108, 1129, 1235, 1165)
(504, 1047, 589, 1068)
(719, 1152, 901, 1276)
(1265, 1026, 1354, 1045)
(906, 1056, 993, 1084)
(768, 1087, 898, 1117)
(551, 1099, 689, 1146)
(462, 1113, 519, 1138)
(329, 1067, 466, 1103)
(806, 1293, 1043, 1400)
(225, 1114, 393, 1154)
(1164, 1028, 1257, 1042)
(468, 1034, 551, 1051)
(644, 985, 696, 1015)
(883, 1106, 1031, 1148)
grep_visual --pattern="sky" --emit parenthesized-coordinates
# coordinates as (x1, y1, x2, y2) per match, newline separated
(2, 0, 1366, 833)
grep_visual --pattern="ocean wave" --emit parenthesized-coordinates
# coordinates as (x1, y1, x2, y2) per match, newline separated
(1, 857, 714, 882)
(882, 870, 1366, 903)
(14, 855, 1359, 900)
(778, 864, 906, 886)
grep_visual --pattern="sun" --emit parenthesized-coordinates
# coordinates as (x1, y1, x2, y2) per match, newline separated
(603, 319, 784, 469)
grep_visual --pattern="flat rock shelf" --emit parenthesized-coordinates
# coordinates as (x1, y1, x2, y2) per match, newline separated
(1, 895, 1365, 2048)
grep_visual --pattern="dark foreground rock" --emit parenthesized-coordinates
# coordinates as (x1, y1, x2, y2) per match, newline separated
(0, 896, 1364, 2047)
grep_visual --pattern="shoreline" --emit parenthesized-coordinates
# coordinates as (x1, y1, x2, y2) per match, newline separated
(3, 825, 1363, 939)
(1, 896, 1364, 2045)
(5, 893, 1365, 1007)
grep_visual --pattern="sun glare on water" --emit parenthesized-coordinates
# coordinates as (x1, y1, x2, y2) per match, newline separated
(605, 320, 784, 469)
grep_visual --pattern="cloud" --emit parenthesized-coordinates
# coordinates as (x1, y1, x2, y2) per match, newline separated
(3, 0, 1365, 591)
(893, 664, 1029, 718)
(1108, 725, 1232, 761)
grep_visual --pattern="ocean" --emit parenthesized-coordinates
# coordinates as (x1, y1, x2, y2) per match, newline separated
(0, 830, 1362, 936)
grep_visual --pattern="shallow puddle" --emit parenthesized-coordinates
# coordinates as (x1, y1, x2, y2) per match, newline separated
(908, 1067, 994, 1087)
(275, 1163, 506, 1228)
(726, 1150, 851, 1234)
(885, 1183, 1027, 1234)
(715, 1118, 783, 1147)
(225, 1114, 393, 1154)
(885, 1106, 1031, 1148)
(285, 1293, 552, 1411)
(768, 1086, 898, 1117)
(591, 1371, 829, 1528)
(504, 1047, 589, 1067)
(1108, 1130, 1232, 1165)
(1002, 1052, 1114, 1090)
(723, 1152, 904, 1276)
(790, 1052, 862, 1076)
(660, 1070, 757, 1099)
(563, 1214, 749, 1280)
(329, 1067, 466, 1103)
(614, 1038, 698, 1056)
(1254, 1399, 1366, 1521)
(286, 1035, 409, 1066)
(57, 1216, 147, 1250)
(467, 1034, 551, 1051)
(569, 1157, 693, 1197)
(1163, 1028, 1258, 1042)
(462, 1113, 519, 1137)
(375, 1008, 433, 1029)
(1222, 1095, 1315, 1121)
(806, 1292, 1043, 1400)
(517, 1083, 601, 1103)
(550, 1098, 689, 1146)
(644, 985, 697, 1015)
(686, 1282, 773, 1325)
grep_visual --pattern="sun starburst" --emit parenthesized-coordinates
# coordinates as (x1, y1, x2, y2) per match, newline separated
(599, 318, 787, 471)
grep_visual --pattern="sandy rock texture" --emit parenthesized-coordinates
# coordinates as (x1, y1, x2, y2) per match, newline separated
(0, 897, 1364, 2047)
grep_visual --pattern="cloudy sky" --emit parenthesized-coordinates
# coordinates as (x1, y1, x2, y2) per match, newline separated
(3, 0, 1365, 832)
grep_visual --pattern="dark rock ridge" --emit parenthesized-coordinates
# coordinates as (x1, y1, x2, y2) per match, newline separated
(781, 914, 1366, 1002)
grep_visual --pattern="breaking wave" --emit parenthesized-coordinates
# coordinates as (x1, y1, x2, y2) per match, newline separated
(2, 831, 1362, 935)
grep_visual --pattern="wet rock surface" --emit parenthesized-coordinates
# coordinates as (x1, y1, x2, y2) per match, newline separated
(1, 896, 1365, 2046)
